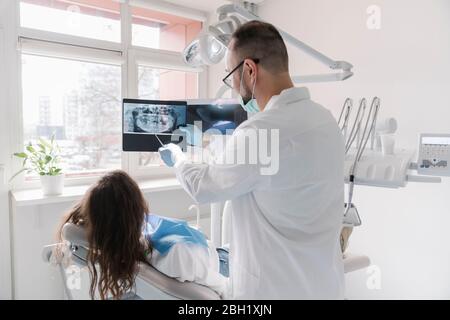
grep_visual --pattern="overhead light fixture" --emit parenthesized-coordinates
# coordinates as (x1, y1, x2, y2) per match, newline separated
(183, 3, 354, 84)
(183, 15, 241, 67)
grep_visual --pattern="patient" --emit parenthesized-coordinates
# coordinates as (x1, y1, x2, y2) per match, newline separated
(58, 170, 228, 300)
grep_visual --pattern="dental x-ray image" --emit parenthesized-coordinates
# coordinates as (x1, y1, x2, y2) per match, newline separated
(122, 99, 187, 152)
(124, 103, 186, 134)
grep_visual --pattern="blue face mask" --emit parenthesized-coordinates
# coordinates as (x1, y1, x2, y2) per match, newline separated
(239, 96, 260, 113)
(239, 66, 260, 113)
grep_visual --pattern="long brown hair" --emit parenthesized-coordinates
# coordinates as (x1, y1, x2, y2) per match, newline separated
(60, 170, 151, 299)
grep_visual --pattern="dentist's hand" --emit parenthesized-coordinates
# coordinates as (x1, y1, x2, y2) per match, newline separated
(158, 143, 186, 167)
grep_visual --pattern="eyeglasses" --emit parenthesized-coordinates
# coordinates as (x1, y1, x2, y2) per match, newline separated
(222, 58, 260, 89)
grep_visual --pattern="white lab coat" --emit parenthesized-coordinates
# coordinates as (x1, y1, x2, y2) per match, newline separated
(174, 87, 345, 299)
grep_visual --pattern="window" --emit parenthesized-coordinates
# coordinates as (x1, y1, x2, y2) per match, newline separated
(20, 0, 121, 42)
(132, 6, 202, 52)
(14, 0, 205, 184)
(21, 54, 122, 177)
(138, 66, 199, 100)
(137, 66, 199, 167)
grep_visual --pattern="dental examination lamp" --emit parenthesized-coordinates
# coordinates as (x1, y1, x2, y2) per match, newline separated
(183, 4, 354, 85)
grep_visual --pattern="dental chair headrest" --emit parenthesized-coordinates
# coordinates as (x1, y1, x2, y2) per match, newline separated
(62, 223, 89, 247)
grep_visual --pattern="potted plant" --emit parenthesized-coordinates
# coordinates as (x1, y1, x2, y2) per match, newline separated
(11, 135, 64, 196)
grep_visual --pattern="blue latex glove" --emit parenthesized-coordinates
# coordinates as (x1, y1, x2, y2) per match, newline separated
(158, 143, 185, 167)
(179, 124, 202, 147)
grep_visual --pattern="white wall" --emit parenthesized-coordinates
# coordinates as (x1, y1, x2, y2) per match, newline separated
(208, 0, 450, 299)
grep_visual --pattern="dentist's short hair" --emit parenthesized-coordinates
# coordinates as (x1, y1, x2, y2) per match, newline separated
(230, 20, 289, 73)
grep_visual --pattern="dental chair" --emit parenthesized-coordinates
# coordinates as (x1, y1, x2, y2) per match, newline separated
(44, 204, 369, 300)
(42, 223, 221, 300)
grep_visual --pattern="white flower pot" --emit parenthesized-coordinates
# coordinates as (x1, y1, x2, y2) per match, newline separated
(40, 174, 64, 196)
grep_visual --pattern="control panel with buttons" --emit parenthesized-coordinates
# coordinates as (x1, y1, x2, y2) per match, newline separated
(418, 134, 450, 176)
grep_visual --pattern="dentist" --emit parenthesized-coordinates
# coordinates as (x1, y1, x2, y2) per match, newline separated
(159, 20, 345, 299)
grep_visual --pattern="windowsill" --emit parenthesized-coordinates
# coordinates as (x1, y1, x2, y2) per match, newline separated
(11, 177, 181, 207)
